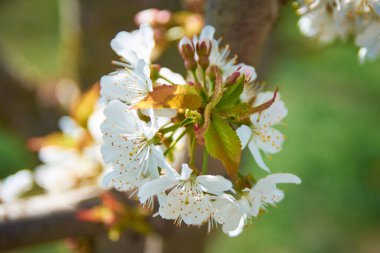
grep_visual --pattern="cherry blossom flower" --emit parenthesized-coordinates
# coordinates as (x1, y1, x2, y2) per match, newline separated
(111, 23, 155, 66)
(209, 194, 247, 236)
(243, 173, 301, 217)
(237, 91, 288, 172)
(101, 100, 171, 193)
(138, 163, 234, 226)
(100, 59, 152, 105)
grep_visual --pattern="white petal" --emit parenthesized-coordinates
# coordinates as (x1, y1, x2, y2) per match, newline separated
(248, 140, 271, 172)
(158, 68, 186, 85)
(196, 175, 234, 195)
(266, 173, 302, 184)
(180, 163, 193, 180)
(250, 91, 288, 127)
(227, 215, 246, 237)
(253, 127, 285, 154)
(250, 191, 262, 217)
(200, 25, 215, 41)
(236, 125, 252, 149)
(138, 176, 178, 204)
(101, 170, 115, 188)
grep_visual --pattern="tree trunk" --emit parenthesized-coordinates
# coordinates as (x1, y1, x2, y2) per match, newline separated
(206, 0, 280, 67)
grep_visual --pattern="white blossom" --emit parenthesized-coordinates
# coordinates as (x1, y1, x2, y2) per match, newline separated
(100, 59, 152, 105)
(243, 173, 301, 217)
(237, 91, 288, 172)
(35, 146, 101, 193)
(356, 22, 380, 63)
(138, 163, 234, 226)
(111, 23, 154, 66)
(0, 170, 33, 203)
(101, 100, 171, 192)
(298, 1, 351, 44)
(209, 194, 247, 236)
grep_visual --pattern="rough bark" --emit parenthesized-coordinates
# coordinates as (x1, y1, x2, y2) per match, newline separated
(206, 0, 280, 68)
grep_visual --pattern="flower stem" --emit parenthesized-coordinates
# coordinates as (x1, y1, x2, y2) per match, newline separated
(202, 148, 208, 175)
(160, 118, 194, 134)
(158, 75, 175, 85)
(191, 69, 200, 84)
(164, 129, 188, 156)
(189, 134, 196, 166)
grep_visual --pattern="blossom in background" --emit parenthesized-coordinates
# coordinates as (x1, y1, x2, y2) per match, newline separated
(34, 102, 105, 193)
(356, 22, 380, 63)
(0, 170, 33, 203)
(237, 91, 288, 172)
(138, 163, 234, 226)
(295, 0, 380, 62)
(35, 146, 101, 193)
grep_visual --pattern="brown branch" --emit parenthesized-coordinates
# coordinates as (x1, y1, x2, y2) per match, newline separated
(0, 186, 179, 251)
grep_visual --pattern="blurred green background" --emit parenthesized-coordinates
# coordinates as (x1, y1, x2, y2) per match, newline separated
(1, 0, 380, 253)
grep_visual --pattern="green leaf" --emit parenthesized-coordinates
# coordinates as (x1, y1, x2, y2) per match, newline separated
(216, 79, 244, 108)
(216, 88, 279, 123)
(204, 112, 241, 179)
(134, 84, 202, 110)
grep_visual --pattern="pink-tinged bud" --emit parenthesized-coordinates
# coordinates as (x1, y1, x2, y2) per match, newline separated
(237, 64, 257, 83)
(178, 37, 197, 71)
(225, 71, 241, 86)
(196, 40, 212, 70)
(134, 9, 171, 26)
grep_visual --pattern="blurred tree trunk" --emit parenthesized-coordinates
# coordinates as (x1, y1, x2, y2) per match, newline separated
(0, 57, 62, 138)
(206, 0, 281, 70)
(77, 0, 182, 90)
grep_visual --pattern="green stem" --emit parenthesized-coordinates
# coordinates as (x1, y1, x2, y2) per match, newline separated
(164, 129, 188, 156)
(158, 74, 175, 85)
(189, 134, 196, 166)
(202, 68, 207, 89)
(160, 118, 194, 134)
(202, 148, 208, 175)
(191, 69, 200, 84)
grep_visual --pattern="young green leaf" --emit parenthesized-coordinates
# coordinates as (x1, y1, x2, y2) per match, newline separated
(204, 112, 242, 179)
(216, 88, 279, 123)
(134, 84, 202, 110)
(216, 79, 244, 108)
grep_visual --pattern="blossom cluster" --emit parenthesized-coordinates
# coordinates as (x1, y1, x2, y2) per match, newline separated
(295, 0, 380, 63)
(100, 24, 301, 236)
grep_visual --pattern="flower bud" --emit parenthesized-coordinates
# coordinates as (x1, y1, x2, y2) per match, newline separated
(178, 37, 197, 71)
(226, 64, 257, 86)
(150, 64, 161, 81)
(196, 40, 212, 70)
(238, 64, 257, 83)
